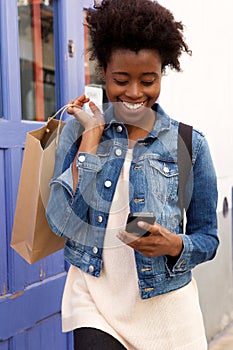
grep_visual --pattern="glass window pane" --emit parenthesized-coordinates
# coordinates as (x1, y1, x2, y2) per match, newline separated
(18, 0, 55, 121)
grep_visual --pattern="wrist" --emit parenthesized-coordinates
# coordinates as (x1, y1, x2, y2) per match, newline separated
(168, 234, 183, 258)
(78, 127, 103, 155)
(83, 124, 104, 136)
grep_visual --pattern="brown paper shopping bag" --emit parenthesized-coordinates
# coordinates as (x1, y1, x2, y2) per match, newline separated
(10, 105, 70, 264)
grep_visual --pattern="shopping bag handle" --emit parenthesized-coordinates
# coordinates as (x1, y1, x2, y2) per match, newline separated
(48, 103, 81, 146)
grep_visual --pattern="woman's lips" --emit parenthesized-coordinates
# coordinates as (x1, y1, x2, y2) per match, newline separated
(122, 101, 145, 110)
(113, 100, 155, 128)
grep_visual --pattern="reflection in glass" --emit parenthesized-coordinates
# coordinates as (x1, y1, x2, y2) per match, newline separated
(18, 0, 55, 121)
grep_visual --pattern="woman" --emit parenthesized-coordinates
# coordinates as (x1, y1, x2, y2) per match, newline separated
(46, 0, 218, 349)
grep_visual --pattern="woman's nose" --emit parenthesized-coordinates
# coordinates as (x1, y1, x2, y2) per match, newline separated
(125, 83, 143, 99)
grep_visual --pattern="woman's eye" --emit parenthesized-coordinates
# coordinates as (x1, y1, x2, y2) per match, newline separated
(113, 79, 155, 86)
(141, 81, 154, 86)
(114, 79, 128, 86)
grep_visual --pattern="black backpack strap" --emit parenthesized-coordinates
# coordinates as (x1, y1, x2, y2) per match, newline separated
(178, 122, 193, 231)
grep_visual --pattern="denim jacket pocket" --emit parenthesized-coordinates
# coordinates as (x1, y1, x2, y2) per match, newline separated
(148, 158, 179, 203)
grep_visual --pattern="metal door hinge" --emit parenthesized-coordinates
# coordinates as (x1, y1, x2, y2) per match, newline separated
(68, 40, 75, 58)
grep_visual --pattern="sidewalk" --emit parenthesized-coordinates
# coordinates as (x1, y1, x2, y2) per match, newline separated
(208, 323, 233, 350)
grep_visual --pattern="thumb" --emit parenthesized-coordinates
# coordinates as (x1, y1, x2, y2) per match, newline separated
(137, 221, 152, 232)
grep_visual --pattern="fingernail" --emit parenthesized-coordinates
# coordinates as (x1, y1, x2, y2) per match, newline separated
(137, 221, 145, 228)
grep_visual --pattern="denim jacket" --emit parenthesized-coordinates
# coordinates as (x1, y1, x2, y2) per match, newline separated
(46, 103, 218, 299)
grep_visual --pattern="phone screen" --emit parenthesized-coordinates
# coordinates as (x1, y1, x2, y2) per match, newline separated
(126, 212, 155, 237)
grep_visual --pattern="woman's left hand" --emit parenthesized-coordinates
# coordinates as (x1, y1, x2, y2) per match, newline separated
(118, 221, 183, 258)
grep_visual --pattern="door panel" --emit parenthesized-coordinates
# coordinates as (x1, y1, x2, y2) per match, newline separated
(11, 315, 68, 349)
(1, 314, 67, 349)
(0, 274, 65, 341)
(0, 151, 7, 296)
(0, 0, 87, 348)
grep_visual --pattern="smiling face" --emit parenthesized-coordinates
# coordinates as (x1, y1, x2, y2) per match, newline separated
(103, 49, 162, 127)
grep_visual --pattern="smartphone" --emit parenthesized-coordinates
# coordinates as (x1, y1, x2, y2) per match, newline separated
(126, 212, 156, 237)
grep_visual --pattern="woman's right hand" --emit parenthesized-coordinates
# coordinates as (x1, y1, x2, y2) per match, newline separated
(67, 94, 105, 134)
(69, 95, 105, 191)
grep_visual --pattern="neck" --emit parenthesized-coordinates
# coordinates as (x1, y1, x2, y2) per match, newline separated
(126, 110, 156, 142)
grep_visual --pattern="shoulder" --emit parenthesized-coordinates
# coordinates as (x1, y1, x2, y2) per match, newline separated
(157, 105, 213, 167)
(165, 113, 208, 164)
(169, 116, 204, 140)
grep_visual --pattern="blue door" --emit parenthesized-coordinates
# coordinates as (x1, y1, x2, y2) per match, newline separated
(0, 1, 91, 348)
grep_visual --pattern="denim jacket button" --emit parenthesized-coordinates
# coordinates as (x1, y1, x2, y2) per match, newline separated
(78, 155, 85, 163)
(115, 148, 122, 157)
(116, 125, 123, 133)
(104, 180, 112, 188)
(177, 259, 185, 268)
(97, 215, 103, 223)
(163, 163, 169, 173)
(88, 265, 94, 273)
(93, 247, 98, 254)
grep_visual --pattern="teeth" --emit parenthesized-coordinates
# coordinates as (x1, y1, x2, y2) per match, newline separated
(123, 101, 144, 110)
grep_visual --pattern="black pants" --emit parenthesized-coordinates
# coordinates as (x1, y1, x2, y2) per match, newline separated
(73, 327, 127, 350)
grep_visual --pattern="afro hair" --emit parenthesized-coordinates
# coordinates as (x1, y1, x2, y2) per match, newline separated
(85, 0, 191, 72)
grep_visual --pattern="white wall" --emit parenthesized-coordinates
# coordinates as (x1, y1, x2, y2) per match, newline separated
(159, 0, 233, 201)
(158, 0, 233, 341)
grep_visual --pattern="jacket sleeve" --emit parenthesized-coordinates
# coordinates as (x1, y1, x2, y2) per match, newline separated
(46, 118, 102, 238)
(166, 133, 219, 274)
